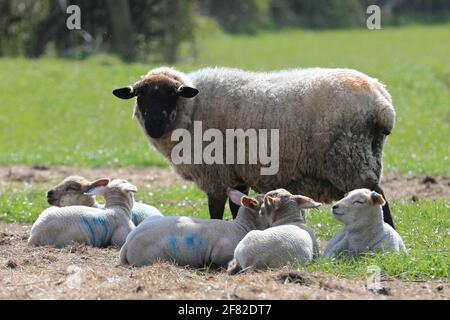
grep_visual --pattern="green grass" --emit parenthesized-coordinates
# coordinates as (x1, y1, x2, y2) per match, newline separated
(1, 183, 448, 280)
(0, 24, 449, 173)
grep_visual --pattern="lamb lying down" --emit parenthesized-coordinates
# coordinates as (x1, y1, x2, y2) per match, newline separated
(119, 189, 269, 267)
(228, 189, 321, 274)
(324, 189, 406, 259)
(29, 179, 137, 248)
(46, 175, 163, 226)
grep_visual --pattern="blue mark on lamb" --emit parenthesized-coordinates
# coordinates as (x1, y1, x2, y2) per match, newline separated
(82, 217, 96, 246)
(92, 216, 109, 246)
(82, 216, 109, 247)
(184, 234, 203, 250)
(131, 209, 140, 226)
(167, 234, 178, 253)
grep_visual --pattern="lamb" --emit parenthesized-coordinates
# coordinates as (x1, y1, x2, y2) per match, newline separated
(227, 189, 321, 274)
(119, 188, 269, 267)
(112, 66, 396, 230)
(46, 175, 163, 226)
(29, 179, 137, 248)
(323, 189, 406, 259)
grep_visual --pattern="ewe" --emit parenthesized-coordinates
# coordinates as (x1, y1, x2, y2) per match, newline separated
(228, 189, 320, 273)
(29, 179, 136, 248)
(113, 66, 396, 230)
(323, 189, 406, 259)
(119, 188, 269, 267)
(46, 175, 162, 226)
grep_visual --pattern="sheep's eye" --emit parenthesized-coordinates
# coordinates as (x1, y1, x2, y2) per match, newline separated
(66, 186, 80, 192)
(353, 200, 364, 204)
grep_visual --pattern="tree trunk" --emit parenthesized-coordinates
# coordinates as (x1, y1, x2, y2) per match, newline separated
(106, 0, 135, 61)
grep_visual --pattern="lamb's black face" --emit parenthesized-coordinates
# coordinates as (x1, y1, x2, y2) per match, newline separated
(113, 75, 199, 139)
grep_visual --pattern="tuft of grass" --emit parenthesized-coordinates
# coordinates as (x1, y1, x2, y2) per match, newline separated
(0, 24, 449, 174)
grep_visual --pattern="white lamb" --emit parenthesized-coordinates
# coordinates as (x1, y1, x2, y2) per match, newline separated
(29, 179, 137, 248)
(323, 189, 406, 259)
(46, 175, 163, 226)
(119, 188, 269, 267)
(227, 189, 321, 273)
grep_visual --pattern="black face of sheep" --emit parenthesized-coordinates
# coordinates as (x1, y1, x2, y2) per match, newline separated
(113, 76, 198, 138)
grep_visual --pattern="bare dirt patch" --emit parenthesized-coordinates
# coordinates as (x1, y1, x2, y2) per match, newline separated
(0, 165, 185, 190)
(0, 223, 448, 300)
(0, 166, 449, 201)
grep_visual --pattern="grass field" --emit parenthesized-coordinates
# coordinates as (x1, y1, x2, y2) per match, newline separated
(0, 24, 449, 174)
(0, 24, 449, 283)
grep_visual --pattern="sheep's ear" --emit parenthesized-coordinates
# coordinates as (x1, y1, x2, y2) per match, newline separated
(176, 85, 199, 98)
(85, 186, 107, 196)
(370, 191, 385, 206)
(294, 195, 321, 209)
(84, 178, 109, 196)
(240, 196, 260, 210)
(113, 86, 136, 99)
(89, 178, 110, 188)
(264, 195, 281, 210)
(227, 188, 247, 206)
(122, 182, 137, 193)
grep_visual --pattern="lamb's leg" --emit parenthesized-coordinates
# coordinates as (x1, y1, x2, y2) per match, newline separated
(373, 185, 395, 229)
(208, 194, 227, 220)
(228, 185, 249, 219)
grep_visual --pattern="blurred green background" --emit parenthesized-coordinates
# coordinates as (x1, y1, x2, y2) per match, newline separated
(0, 1, 449, 174)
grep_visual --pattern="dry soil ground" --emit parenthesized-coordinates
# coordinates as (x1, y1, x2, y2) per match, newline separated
(0, 166, 449, 300)
(1, 165, 449, 200)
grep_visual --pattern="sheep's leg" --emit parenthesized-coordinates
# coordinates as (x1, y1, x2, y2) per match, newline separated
(208, 194, 227, 220)
(373, 185, 395, 230)
(228, 185, 249, 219)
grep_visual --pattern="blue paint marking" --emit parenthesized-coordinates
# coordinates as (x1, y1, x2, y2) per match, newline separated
(371, 191, 378, 201)
(131, 209, 140, 226)
(92, 216, 109, 246)
(82, 217, 96, 246)
(167, 234, 178, 253)
(185, 234, 203, 249)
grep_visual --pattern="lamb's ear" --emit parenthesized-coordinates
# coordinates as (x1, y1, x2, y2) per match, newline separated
(240, 196, 260, 210)
(227, 188, 247, 206)
(294, 195, 321, 209)
(88, 178, 110, 188)
(113, 86, 136, 99)
(370, 191, 385, 206)
(176, 85, 199, 98)
(85, 186, 107, 196)
(121, 182, 137, 193)
(264, 195, 281, 210)
(84, 178, 109, 196)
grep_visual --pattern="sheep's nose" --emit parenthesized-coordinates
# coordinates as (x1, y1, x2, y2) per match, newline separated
(47, 190, 55, 197)
(332, 205, 339, 210)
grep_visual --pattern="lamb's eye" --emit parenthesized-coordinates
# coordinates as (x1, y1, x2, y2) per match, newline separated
(66, 186, 79, 192)
(353, 200, 364, 204)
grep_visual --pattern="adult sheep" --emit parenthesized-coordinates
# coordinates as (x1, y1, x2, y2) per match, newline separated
(112, 66, 396, 228)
